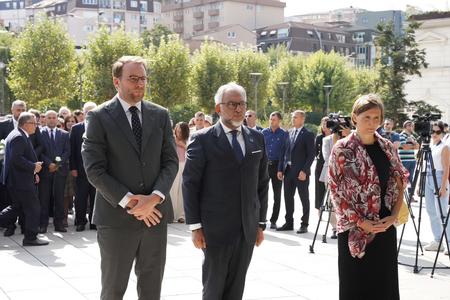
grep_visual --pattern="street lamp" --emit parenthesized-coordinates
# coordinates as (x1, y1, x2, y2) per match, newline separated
(323, 84, 333, 115)
(249, 72, 262, 117)
(277, 81, 288, 116)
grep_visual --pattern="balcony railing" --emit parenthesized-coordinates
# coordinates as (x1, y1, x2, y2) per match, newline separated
(193, 24, 204, 31)
(193, 11, 204, 18)
(208, 9, 219, 16)
(208, 21, 219, 29)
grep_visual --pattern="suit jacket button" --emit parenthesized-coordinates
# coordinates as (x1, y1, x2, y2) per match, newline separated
(139, 183, 144, 188)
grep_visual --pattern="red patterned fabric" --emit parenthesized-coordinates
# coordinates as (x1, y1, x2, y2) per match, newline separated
(328, 132, 409, 258)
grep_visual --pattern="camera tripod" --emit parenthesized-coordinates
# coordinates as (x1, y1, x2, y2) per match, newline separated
(309, 189, 335, 253)
(397, 140, 450, 275)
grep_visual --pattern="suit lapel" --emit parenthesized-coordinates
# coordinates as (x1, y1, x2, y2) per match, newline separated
(140, 101, 154, 155)
(213, 123, 237, 163)
(242, 126, 255, 162)
(19, 128, 37, 161)
(106, 97, 140, 155)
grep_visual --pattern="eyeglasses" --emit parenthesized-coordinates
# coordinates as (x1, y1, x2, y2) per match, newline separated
(431, 130, 442, 135)
(220, 102, 247, 110)
(127, 76, 148, 84)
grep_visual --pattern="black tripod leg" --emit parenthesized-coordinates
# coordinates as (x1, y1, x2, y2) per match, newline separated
(309, 205, 324, 253)
(431, 207, 450, 277)
(322, 205, 332, 243)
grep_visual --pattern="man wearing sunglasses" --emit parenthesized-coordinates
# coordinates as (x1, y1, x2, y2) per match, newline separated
(183, 82, 269, 300)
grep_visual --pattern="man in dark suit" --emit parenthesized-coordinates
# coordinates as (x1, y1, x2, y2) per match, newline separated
(0, 112, 48, 246)
(70, 102, 97, 232)
(82, 56, 178, 300)
(277, 110, 315, 233)
(245, 110, 263, 131)
(183, 82, 269, 300)
(0, 100, 27, 217)
(39, 110, 70, 233)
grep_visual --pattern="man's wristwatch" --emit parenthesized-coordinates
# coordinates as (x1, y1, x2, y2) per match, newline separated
(259, 223, 266, 231)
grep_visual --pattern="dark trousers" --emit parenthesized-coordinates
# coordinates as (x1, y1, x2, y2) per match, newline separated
(315, 161, 326, 209)
(268, 161, 282, 223)
(4, 188, 40, 240)
(283, 166, 310, 227)
(74, 176, 96, 225)
(39, 174, 67, 227)
(97, 224, 167, 300)
(0, 183, 11, 211)
(402, 160, 416, 195)
(202, 234, 254, 300)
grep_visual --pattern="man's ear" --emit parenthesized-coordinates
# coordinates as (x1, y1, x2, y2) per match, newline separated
(113, 77, 120, 89)
(215, 104, 220, 114)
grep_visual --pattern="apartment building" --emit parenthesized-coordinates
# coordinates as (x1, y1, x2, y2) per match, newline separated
(25, 0, 161, 47)
(286, 6, 366, 24)
(160, 0, 285, 39)
(0, 0, 39, 32)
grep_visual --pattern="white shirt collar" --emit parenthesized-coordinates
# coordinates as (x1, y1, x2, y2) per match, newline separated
(249, 125, 257, 130)
(293, 126, 303, 132)
(219, 119, 242, 134)
(19, 127, 29, 138)
(12, 118, 18, 128)
(117, 94, 142, 113)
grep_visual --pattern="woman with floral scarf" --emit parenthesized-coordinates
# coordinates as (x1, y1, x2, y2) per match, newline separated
(328, 94, 409, 300)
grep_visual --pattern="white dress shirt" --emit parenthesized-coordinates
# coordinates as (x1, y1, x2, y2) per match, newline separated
(13, 118, 18, 129)
(115, 94, 165, 208)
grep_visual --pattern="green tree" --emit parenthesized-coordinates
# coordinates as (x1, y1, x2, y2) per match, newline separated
(375, 21, 428, 122)
(142, 24, 174, 48)
(9, 17, 77, 108)
(191, 42, 235, 113)
(350, 66, 379, 99)
(232, 48, 270, 118)
(299, 51, 355, 116)
(406, 100, 443, 116)
(265, 44, 290, 67)
(82, 27, 144, 103)
(146, 35, 191, 107)
(268, 55, 306, 116)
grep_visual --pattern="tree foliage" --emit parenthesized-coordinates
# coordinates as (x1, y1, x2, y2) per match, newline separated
(146, 35, 191, 107)
(142, 24, 174, 48)
(82, 27, 144, 103)
(9, 17, 77, 108)
(232, 48, 270, 117)
(375, 21, 428, 123)
(191, 42, 235, 113)
(266, 44, 290, 67)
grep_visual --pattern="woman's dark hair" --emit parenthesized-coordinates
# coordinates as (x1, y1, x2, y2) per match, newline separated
(175, 122, 190, 142)
(73, 109, 84, 123)
(64, 115, 76, 131)
(433, 121, 445, 133)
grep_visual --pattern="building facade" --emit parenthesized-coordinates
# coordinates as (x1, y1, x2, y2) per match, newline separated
(0, 0, 39, 32)
(405, 12, 450, 122)
(160, 0, 285, 39)
(24, 0, 161, 47)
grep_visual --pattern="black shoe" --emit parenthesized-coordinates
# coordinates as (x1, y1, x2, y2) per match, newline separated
(20, 227, 25, 234)
(276, 223, 293, 231)
(4, 226, 15, 237)
(38, 226, 47, 234)
(54, 225, 67, 233)
(23, 238, 49, 246)
(330, 230, 337, 239)
(89, 224, 97, 230)
(296, 225, 308, 234)
(270, 222, 277, 229)
(76, 225, 85, 232)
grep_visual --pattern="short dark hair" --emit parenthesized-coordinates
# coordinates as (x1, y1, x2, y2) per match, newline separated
(112, 56, 147, 79)
(194, 111, 205, 118)
(73, 109, 83, 122)
(433, 121, 445, 133)
(28, 109, 41, 119)
(270, 111, 282, 120)
(352, 94, 384, 124)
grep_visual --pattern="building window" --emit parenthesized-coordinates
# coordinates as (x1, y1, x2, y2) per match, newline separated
(210, 15, 219, 21)
(336, 34, 345, 43)
(82, 0, 98, 5)
(140, 0, 147, 11)
(5, 2, 10, 8)
(362, 17, 368, 24)
(227, 31, 236, 38)
(12, 1, 17, 8)
(380, 17, 386, 23)
(99, 0, 110, 8)
(20, 1, 24, 8)
(153, 1, 161, 13)
(84, 25, 95, 32)
(260, 31, 267, 37)
(130, 0, 137, 8)
(307, 30, 314, 37)
(277, 28, 288, 38)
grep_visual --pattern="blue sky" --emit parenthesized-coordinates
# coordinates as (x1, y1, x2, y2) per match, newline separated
(284, 0, 449, 16)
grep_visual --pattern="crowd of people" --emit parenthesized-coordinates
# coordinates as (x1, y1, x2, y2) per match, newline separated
(0, 55, 449, 300)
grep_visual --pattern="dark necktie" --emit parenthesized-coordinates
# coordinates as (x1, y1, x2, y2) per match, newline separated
(231, 130, 244, 162)
(50, 129, 56, 146)
(129, 106, 142, 149)
(291, 129, 298, 144)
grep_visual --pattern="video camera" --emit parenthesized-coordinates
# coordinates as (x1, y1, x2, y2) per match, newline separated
(326, 113, 352, 136)
(411, 113, 441, 138)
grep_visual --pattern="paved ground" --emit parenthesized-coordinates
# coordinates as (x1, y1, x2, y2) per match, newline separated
(1, 186, 450, 299)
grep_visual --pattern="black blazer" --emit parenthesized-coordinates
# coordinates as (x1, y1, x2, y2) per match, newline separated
(0, 118, 14, 140)
(182, 123, 269, 247)
(70, 122, 86, 178)
(278, 127, 315, 178)
(29, 127, 44, 159)
(40, 127, 70, 177)
(1, 128, 37, 191)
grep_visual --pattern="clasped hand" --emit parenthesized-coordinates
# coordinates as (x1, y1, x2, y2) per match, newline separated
(126, 194, 163, 227)
(359, 216, 396, 234)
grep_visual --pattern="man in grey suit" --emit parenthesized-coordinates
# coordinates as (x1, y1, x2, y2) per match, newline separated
(183, 82, 269, 300)
(82, 56, 178, 300)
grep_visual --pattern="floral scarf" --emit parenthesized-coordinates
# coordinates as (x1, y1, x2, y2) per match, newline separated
(328, 131, 409, 258)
